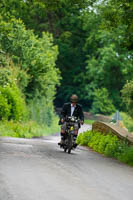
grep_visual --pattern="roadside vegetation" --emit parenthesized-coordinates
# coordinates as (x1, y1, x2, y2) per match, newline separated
(0, 118, 59, 138)
(0, 18, 60, 138)
(77, 131, 133, 166)
(84, 119, 95, 125)
(120, 113, 133, 133)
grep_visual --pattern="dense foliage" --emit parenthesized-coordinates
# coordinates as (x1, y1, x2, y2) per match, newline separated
(0, 18, 60, 100)
(77, 130, 133, 166)
(121, 112, 133, 132)
(121, 81, 133, 118)
(0, 16, 60, 136)
(0, 52, 27, 121)
(91, 88, 115, 115)
(1, 0, 125, 109)
(8, 0, 132, 111)
(0, 0, 133, 137)
(0, 85, 27, 121)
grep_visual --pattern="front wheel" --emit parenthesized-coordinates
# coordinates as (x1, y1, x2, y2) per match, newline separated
(67, 134, 73, 154)
(64, 147, 67, 152)
(68, 148, 71, 154)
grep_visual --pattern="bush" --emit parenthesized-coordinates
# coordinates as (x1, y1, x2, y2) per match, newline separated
(76, 131, 93, 146)
(77, 130, 133, 166)
(118, 146, 133, 165)
(0, 93, 11, 120)
(0, 18, 60, 137)
(0, 18, 60, 100)
(121, 112, 133, 132)
(0, 85, 27, 121)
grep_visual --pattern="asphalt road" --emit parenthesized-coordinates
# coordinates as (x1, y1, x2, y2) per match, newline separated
(0, 125, 133, 200)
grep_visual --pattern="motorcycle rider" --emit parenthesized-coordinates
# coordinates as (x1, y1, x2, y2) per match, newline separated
(58, 94, 84, 146)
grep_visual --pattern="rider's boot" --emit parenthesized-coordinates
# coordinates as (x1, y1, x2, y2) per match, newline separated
(58, 134, 65, 146)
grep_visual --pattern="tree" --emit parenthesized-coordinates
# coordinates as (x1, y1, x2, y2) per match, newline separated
(0, 18, 60, 100)
(85, 44, 133, 108)
(121, 81, 133, 118)
(0, 0, 97, 106)
(99, 0, 133, 50)
(1, 0, 133, 111)
(91, 88, 115, 115)
(0, 51, 27, 120)
(80, 8, 133, 109)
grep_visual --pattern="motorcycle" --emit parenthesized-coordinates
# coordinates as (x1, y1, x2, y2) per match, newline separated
(59, 116, 80, 154)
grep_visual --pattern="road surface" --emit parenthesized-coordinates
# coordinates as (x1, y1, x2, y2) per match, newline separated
(0, 125, 133, 200)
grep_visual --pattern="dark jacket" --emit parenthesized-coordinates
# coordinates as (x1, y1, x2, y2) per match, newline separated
(59, 103, 84, 125)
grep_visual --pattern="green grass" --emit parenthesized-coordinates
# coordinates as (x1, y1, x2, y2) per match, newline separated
(0, 117, 60, 138)
(120, 112, 133, 132)
(110, 112, 133, 133)
(84, 119, 95, 125)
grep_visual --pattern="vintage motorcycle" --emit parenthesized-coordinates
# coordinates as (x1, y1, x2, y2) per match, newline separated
(59, 116, 80, 154)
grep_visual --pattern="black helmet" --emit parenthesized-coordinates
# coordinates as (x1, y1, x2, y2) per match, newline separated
(70, 94, 78, 103)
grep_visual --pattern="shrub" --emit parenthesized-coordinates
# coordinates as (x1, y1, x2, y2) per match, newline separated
(0, 93, 11, 120)
(104, 135, 120, 157)
(0, 18, 60, 100)
(120, 112, 133, 132)
(0, 85, 27, 121)
(77, 131, 93, 146)
(0, 51, 30, 94)
(77, 130, 133, 166)
(118, 146, 133, 165)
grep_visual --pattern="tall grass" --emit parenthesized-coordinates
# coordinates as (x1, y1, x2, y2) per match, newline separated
(0, 117, 60, 138)
(0, 97, 60, 138)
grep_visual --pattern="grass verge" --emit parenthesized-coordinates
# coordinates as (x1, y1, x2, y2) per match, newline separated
(77, 130, 133, 166)
(0, 117, 60, 138)
(84, 119, 95, 125)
